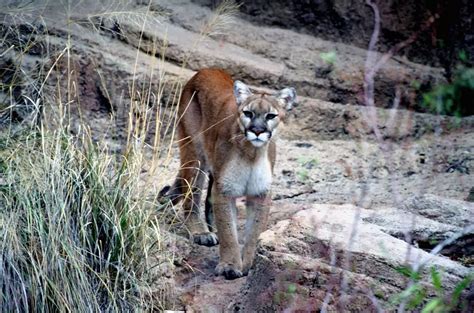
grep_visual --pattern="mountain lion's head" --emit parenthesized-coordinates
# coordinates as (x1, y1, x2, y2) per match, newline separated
(234, 81, 296, 147)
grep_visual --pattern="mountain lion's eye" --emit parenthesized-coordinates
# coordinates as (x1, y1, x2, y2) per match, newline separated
(266, 113, 278, 120)
(243, 111, 254, 118)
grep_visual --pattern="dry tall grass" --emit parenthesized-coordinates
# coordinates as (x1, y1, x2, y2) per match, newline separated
(0, 0, 238, 311)
(1, 128, 168, 311)
(0, 2, 170, 311)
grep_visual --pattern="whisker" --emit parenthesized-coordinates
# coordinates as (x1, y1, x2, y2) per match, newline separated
(229, 133, 245, 142)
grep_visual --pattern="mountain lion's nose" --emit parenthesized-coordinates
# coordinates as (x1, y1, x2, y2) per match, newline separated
(249, 126, 266, 135)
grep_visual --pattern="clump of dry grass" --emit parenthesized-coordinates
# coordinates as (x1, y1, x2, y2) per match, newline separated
(0, 1, 177, 311)
(199, 0, 240, 38)
(0, 0, 240, 310)
(0, 127, 168, 311)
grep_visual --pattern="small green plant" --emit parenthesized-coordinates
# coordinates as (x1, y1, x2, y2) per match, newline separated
(297, 156, 319, 169)
(296, 169, 309, 181)
(320, 51, 337, 66)
(287, 283, 297, 294)
(296, 157, 318, 182)
(421, 268, 473, 313)
(392, 265, 473, 312)
(422, 52, 473, 117)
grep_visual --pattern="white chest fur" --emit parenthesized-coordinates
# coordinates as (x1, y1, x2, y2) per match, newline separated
(219, 154, 272, 197)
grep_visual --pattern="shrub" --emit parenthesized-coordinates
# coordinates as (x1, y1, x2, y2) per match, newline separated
(422, 58, 474, 117)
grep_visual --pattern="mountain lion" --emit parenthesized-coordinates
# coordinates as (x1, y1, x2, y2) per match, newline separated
(161, 69, 296, 279)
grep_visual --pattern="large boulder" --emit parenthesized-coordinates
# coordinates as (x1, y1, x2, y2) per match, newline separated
(231, 204, 471, 311)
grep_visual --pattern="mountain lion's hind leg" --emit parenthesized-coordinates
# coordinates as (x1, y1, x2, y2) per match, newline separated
(179, 144, 218, 247)
(204, 173, 215, 232)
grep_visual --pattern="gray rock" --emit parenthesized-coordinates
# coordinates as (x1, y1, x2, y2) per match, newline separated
(401, 194, 474, 228)
(232, 204, 471, 311)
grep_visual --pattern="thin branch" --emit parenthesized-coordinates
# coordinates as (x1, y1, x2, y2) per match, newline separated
(371, 15, 438, 76)
(415, 224, 474, 273)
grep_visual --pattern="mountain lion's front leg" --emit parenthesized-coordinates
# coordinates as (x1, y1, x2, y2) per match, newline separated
(213, 188, 243, 280)
(241, 195, 270, 274)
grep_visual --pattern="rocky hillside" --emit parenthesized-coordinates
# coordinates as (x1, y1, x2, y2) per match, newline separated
(196, 0, 473, 71)
(1, 0, 473, 311)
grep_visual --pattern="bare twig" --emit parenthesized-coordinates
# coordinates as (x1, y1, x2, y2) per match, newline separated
(367, 288, 385, 313)
(321, 238, 338, 312)
(363, 0, 438, 146)
(415, 224, 474, 273)
(362, 0, 440, 209)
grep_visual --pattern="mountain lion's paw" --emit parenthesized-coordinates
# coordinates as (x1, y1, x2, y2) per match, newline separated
(215, 262, 243, 280)
(193, 232, 219, 247)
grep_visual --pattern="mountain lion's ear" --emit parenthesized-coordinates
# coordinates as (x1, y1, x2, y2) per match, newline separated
(234, 80, 252, 106)
(276, 87, 297, 111)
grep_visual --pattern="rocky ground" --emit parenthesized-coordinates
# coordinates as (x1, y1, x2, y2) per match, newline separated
(1, 0, 473, 311)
